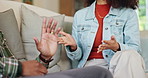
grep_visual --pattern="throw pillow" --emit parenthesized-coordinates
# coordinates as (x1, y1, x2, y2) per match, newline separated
(21, 5, 65, 69)
(0, 9, 26, 59)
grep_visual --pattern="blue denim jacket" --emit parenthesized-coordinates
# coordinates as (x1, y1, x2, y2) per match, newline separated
(66, 1, 141, 68)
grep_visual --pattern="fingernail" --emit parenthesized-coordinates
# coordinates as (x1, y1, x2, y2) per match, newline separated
(58, 42, 61, 44)
(97, 51, 100, 53)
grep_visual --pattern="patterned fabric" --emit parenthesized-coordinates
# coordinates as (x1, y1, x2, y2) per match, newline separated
(0, 31, 19, 78)
(0, 31, 49, 77)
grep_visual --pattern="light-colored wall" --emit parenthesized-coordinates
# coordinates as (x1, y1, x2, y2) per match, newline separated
(33, 0, 60, 13)
(0, 0, 21, 2)
(0, 0, 60, 13)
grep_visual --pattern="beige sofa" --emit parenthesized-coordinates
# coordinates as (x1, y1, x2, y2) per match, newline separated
(0, 0, 72, 73)
(0, 1, 148, 77)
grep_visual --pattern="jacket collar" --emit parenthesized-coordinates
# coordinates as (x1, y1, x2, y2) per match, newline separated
(85, 1, 119, 20)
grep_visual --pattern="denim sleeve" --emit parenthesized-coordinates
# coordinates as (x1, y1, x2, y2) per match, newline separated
(65, 12, 82, 61)
(119, 10, 141, 52)
(65, 46, 82, 61)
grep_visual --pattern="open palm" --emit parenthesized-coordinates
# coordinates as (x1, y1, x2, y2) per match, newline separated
(34, 18, 61, 59)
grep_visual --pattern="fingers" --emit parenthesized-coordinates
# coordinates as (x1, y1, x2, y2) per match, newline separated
(33, 37, 39, 46)
(58, 41, 67, 44)
(47, 18, 54, 33)
(64, 44, 69, 46)
(42, 18, 59, 34)
(55, 27, 62, 36)
(42, 18, 47, 35)
(59, 31, 68, 36)
(102, 40, 110, 44)
(51, 21, 58, 31)
(58, 37, 66, 44)
(49, 21, 58, 34)
(38, 63, 48, 74)
(58, 31, 69, 44)
(97, 44, 108, 53)
(111, 35, 116, 41)
(58, 37, 69, 47)
(58, 32, 76, 47)
(102, 35, 116, 44)
(98, 36, 117, 52)
(21, 60, 48, 76)
(34, 62, 48, 75)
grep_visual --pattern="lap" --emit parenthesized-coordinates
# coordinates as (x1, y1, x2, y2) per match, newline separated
(110, 50, 146, 78)
(24, 66, 113, 78)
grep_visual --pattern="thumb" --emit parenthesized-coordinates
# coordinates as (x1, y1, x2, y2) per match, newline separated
(33, 37, 39, 46)
(111, 35, 116, 41)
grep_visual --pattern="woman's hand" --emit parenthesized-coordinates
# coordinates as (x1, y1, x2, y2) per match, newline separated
(58, 31, 77, 51)
(34, 18, 61, 59)
(97, 35, 120, 53)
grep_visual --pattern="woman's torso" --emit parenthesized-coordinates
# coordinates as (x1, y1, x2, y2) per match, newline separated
(70, 1, 140, 68)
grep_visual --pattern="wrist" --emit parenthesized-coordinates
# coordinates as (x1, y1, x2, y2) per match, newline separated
(116, 44, 121, 51)
(70, 45, 77, 51)
(114, 42, 120, 52)
(17, 61, 22, 77)
(39, 54, 53, 64)
(40, 54, 52, 60)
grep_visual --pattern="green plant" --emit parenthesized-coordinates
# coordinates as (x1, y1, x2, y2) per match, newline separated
(139, 0, 147, 31)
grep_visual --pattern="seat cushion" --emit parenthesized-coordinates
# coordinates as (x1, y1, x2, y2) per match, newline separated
(0, 9, 26, 59)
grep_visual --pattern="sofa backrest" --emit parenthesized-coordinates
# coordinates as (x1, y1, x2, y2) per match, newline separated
(0, 1, 73, 31)
(0, 1, 73, 72)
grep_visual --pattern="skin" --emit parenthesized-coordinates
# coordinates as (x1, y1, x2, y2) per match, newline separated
(58, 0, 120, 52)
(34, 18, 61, 59)
(21, 18, 61, 76)
(97, 0, 107, 5)
(58, 31, 77, 50)
(21, 60, 48, 76)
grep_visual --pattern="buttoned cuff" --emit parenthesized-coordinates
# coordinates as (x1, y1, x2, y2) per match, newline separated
(65, 46, 82, 60)
(16, 61, 22, 77)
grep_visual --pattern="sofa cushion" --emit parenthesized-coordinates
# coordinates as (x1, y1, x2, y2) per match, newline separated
(0, 9, 26, 59)
(21, 5, 65, 72)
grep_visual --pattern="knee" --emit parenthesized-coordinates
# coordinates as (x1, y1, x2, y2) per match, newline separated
(88, 66, 113, 78)
(119, 50, 141, 58)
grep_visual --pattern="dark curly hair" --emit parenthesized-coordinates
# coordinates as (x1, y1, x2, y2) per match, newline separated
(84, 0, 139, 9)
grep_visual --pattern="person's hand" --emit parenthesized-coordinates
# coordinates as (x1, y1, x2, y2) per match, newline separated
(21, 60, 48, 76)
(34, 18, 61, 59)
(58, 31, 77, 51)
(97, 35, 120, 53)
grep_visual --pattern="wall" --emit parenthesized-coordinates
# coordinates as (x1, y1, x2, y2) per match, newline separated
(33, 0, 60, 13)
(0, 0, 60, 13)
(0, 0, 21, 2)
